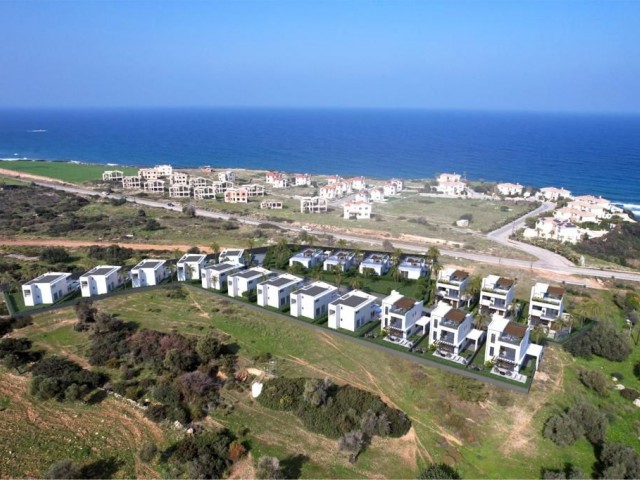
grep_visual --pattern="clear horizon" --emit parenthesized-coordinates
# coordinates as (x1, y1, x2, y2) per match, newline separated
(1, 0, 640, 113)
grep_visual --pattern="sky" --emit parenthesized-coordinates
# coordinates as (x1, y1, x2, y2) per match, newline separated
(1, 0, 639, 113)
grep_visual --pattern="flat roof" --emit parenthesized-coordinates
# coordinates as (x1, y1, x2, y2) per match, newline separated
(262, 275, 300, 288)
(444, 309, 467, 324)
(234, 268, 270, 279)
(333, 293, 373, 308)
(135, 260, 164, 269)
(300, 284, 333, 297)
(25, 272, 70, 286)
(394, 296, 417, 310)
(504, 322, 528, 339)
(222, 250, 242, 256)
(205, 262, 239, 272)
(181, 254, 207, 263)
(85, 266, 120, 277)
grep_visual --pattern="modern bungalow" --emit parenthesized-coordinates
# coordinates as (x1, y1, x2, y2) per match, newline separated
(227, 267, 273, 298)
(289, 248, 326, 270)
(435, 268, 471, 308)
(201, 262, 243, 291)
(398, 256, 429, 280)
(130, 259, 170, 288)
(219, 248, 247, 267)
(290, 281, 339, 320)
(176, 254, 208, 281)
(22, 272, 76, 306)
(381, 290, 423, 340)
(257, 273, 304, 310)
(328, 290, 377, 332)
(528, 283, 565, 330)
(358, 253, 390, 276)
(80, 266, 122, 298)
(480, 275, 516, 317)
(323, 250, 356, 272)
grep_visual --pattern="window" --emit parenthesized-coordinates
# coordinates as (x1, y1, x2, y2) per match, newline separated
(491, 334, 495, 343)
(489, 347, 494, 356)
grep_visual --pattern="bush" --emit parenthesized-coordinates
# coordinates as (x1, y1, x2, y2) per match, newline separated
(30, 356, 107, 402)
(418, 463, 462, 479)
(143, 218, 161, 231)
(139, 442, 157, 463)
(39, 247, 70, 264)
(543, 401, 608, 446)
(543, 413, 584, 446)
(87, 244, 134, 264)
(44, 459, 83, 479)
(599, 442, 640, 479)
(578, 369, 610, 397)
(168, 429, 235, 478)
(564, 322, 632, 362)
(620, 388, 640, 401)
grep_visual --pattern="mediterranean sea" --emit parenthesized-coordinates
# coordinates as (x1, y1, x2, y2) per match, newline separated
(0, 108, 639, 211)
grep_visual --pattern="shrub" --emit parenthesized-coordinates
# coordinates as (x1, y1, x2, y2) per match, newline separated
(39, 247, 70, 264)
(139, 442, 157, 463)
(564, 322, 632, 362)
(44, 460, 83, 479)
(543, 412, 584, 446)
(30, 356, 107, 402)
(168, 429, 234, 478)
(620, 388, 640, 401)
(143, 218, 161, 231)
(543, 401, 608, 446)
(578, 369, 610, 397)
(255, 456, 282, 479)
(599, 442, 640, 479)
(418, 463, 462, 479)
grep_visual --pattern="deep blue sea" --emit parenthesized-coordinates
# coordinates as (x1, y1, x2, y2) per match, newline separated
(0, 108, 639, 211)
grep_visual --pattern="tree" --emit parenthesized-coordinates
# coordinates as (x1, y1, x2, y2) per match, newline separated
(338, 430, 367, 463)
(467, 275, 482, 300)
(418, 463, 462, 479)
(303, 378, 333, 407)
(599, 442, 640, 479)
(572, 298, 608, 328)
(210, 241, 221, 256)
(43, 460, 83, 479)
(426, 246, 440, 265)
(336, 239, 348, 249)
(196, 332, 223, 364)
(182, 205, 196, 218)
(381, 239, 394, 252)
(255, 456, 282, 479)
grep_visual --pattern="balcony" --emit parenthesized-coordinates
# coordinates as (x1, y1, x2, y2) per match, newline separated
(532, 296, 562, 305)
(498, 333, 522, 346)
(437, 289, 459, 300)
(439, 332, 456, 345)
(497, 347, 517, 362)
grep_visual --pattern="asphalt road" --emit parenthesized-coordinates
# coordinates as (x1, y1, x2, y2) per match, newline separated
(11, 179, 640, 283)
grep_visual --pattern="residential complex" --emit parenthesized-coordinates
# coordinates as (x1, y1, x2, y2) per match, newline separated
(479, 275, 515, 317)
(22, 272, 75, 306)
(328, 290, 377, 332)
(257, 274, 304, 310)
(289, 248, 326, 270)
(435, 268, 470, 308)
(80, 266, 122, 298)
(381, 290, 424, 340)
(130, 259, 170, 288)
(290, 281, 339, 320)
(227, 267, 273, 298)
(176, 254, 208, 281)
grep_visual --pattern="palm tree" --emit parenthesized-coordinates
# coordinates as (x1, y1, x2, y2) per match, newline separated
(210, 241, 220, 257)
(573, 298, 608, 328)
(350, 277, 363, 290)
(336, 239, 348, 249)
(426, 246, 440, 265)
(428, 261, 442, 305)
(467, 275, 482, 301)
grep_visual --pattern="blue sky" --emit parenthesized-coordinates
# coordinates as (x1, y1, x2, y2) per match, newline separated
(1, 0, 639, 112)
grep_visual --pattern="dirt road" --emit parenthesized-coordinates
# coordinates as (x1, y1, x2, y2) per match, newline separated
(0, 238, 213, 252)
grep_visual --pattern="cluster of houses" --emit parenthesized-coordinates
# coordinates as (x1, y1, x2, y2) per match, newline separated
(522, 193, 634, 244)
(265, 171, 311, 189)
(21, 243, 572, 383)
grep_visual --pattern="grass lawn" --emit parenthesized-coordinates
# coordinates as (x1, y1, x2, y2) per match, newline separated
(0, 160, 138, 184)
(11, 286, 640, 479)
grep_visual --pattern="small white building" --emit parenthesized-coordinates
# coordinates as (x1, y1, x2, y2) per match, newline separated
(80, 266, 122, 298)
(343, 201, 372, 220)
(354, 189, 371, 203)
(428, 303, 474, 355)
(169, 184, 191, 198)
(176, 254, 208, 281)
(383, 182, 398, 196)
(171, 172, 190, 185)
(290, 281, 339, 320)
(528, 283, 565, 329)
(130, 259, 170, 288)
(437, 173, 462, 183)
(194, 185, 217, 199)
(381, 290, 423, 340)
(257, 273, 304, 310)
(435, 181, 467, 196)
(324, 250, 356, 272)
(350, 176, 367, 190)
(218, 170, 236, 183)
(294, 173, 311, 186)
(22, 272, 75, 306)
(139, 168, 159, 180)
(485, 316, 543, 374)
(260, 200, 283, 209)
(359, 253, 390, 276)
(538, 187, 572, 201)
(328, 290, 377, 332)
(224, 187, 249, 203)
(272, 175, 289, 189)
(398, 256, 429, 280)
(202, 262, 243, 291)
(497, 182, 524, 197)
(480, 275, 516, 317)
(370, 187, 385, 202)
(219, 248, 247, 267)
(227, 267, 273, 298)
(389, 178, 404, 191)
(289, 248, 326, 270)
(435, 268, 471, 309)
(155, 164, 173, 177)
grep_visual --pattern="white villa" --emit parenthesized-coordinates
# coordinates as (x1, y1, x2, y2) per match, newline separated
(289, 248, 326, 270)
(290, 281, 339, 320)
(389, 178, 404, 191)
(260, 200, 283, 209)
(497, 182, 524, 196)
(219, 248, 247, 266)
(224, 187, 249, 203)
(218, 171, 236, 183)
(350, 176, 367, 190)
(143, 179, 165, 193)
(265, 171, 281, 184)
(538, 187, 572, 201)
(257, 273, 304, 310)
(130, 259, 170, 288)
(383, 182, 398, 196)
(359, 253, 390, 276)
(324, 250, 356, 272)
(435, 181, 467, 196)
(326, 175, 343, 185)
(528, 283, 565, 330)
(479, 275, 516, 317)
(485, 317, 543, 378)
(169, 184, 191, 198)
(435, 268, 471, 309)
(244, 184, 265, 197)
(22, 272, 75, 307)
(300, 197, 328, 213)
(381, 290, 423, 340)
(272, 175, 289, 189)
(437, 173, 462, 183)
(370, 187, 385, 202)
(319, 184, 341, 200)
(102, 170, 123, 182)
(428, 303, 474, 355)
(343, 201, 372, 220)
(523, 217, 583, 244)
(294, 173, 311, 186)
(171, 172, 190, 185)
(80, 265, 122, 298)
(201, 262, 242, 291)
(122, 176, 141, 189)
(154, 164, 173, 177)
(227, 267, 273, 298)
(354, 189, 371, 203)
(328, 290, 377, 332)
(398, 256, 429, 280)
(176, 254, 208, 281)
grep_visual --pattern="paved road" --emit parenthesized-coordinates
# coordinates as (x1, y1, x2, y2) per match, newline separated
(9, 178, 640, 283)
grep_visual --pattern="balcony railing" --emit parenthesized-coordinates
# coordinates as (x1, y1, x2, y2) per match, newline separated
(532, 296, 562, 305)
(498, 334, 522, 346)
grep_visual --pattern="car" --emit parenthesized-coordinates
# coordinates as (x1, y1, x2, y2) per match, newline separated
(167, 202, 175, 207)
(301, 225, 312, 232)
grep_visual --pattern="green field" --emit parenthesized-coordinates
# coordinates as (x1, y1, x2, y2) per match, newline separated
(0, 160, 137, 183)
(5, 285, 637, 479)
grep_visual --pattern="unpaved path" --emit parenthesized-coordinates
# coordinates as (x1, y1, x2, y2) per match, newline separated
(0, 238, 212, 253)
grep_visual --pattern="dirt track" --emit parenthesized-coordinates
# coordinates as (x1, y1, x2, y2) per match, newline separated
(0, 238, 212, 253)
